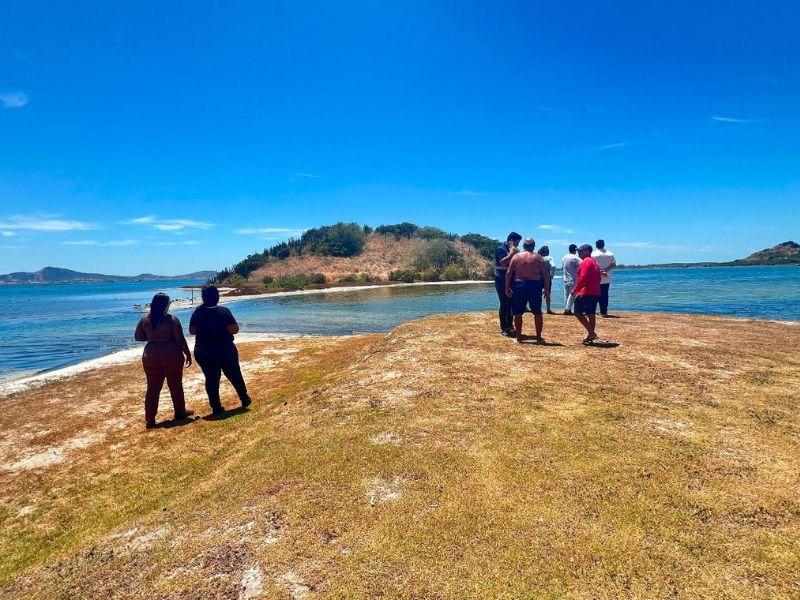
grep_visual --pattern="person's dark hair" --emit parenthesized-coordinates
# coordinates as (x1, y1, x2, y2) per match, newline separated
(569, 244, 577, 253)
(506, 232, 522, 243)
(595, 239, 605, 249)
(201, 285, 220, 307)
(539, 245, 550, 256)
(578, 244, 593, 254)
(148, 293, 170, 329)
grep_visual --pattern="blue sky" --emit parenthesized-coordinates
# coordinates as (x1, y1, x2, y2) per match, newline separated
(1, 1, 798, 274)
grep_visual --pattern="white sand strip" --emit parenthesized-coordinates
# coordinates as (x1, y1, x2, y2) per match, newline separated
(0, 333, 305, 397)
(217, 279, 492, 305)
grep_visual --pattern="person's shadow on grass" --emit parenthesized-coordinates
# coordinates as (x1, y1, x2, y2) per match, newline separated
(585, 340, 620, 348)
(153, 416, 199, 429)
(517, 336, 564, 347)
(202, 406, 250, 422)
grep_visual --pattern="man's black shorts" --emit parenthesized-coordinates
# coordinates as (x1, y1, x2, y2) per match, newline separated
(511, 280, 543, 315)
(574, 295, 600, 315)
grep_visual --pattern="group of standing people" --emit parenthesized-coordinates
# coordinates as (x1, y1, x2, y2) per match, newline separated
(494, 232, 617, 345)
(134, 286, 252, 428)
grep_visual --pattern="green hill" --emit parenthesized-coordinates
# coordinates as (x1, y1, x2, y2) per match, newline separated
(215, 222, 501, 289)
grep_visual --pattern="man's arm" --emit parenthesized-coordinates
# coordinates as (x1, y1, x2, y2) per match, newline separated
(498, 244, 517, 268)
(572, 264, 585, 296)
(505, 255, 516, 297)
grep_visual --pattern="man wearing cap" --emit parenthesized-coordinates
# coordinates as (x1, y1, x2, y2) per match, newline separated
(591, 239, 617, 317)
(561, 244, 580, 315)
(494, 232, 522, 337)
(505, 238, 550, 343)
(571, 244, 602, 344)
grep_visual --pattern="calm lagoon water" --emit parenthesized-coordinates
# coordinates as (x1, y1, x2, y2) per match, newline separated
(1, 266, 798, 382)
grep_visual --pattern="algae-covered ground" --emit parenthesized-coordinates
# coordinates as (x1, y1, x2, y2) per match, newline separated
(0, 312, 798, 599)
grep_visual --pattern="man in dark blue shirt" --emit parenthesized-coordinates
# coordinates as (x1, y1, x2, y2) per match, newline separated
(495, 232, 522, 336)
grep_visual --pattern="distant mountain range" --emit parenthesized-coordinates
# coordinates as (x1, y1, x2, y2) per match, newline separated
(619, 241, 800, 269)
(0, 266, 217, 284)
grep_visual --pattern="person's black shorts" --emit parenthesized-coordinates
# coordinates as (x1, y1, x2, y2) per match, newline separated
(511, 280, 543, 315)
(574, 295, 600, 315)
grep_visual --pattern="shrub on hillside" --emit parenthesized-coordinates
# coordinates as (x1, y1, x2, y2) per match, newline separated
(418, 267, 441, 282)
(265, 273, 326, 290)
(262, 275, 274, 285)
(412, 239, 464, 272)
(338, 273, 359, 283)
(301, 222, 366, 257)
(442, 265, 470, 281)
(459, 233, 501, 260)
(418, 226, 450, 240)
(389, 269, 416, 283)
(358, 272, 376, 282)
(375, 222, 420, 239)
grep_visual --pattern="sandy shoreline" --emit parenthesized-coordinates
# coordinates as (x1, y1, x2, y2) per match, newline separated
(0, 332, 308, 397)
(1, 281, 489, 394)
(216, 278, 493, 305)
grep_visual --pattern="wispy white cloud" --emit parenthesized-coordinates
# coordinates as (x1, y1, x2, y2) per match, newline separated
(235, 226, 305, 235)
(711, 115, 764, 124)
(0, 91, 28, 108)
(595, 142, 632, 152)
(567, 141, 633, 155)
(292, 172, 319, 179)
(615, 241, 687, 250)
(538, 224, 575, 234)
(1, 231, 15, 237)
(124, 216, 213, 231)
(456, 189, 486, 196)
(61, 239, 140, 247)
(155, 240, 198, 246)
(1, 244, 24, 250)
(539, 238, 573, 247)
(0, 214, 94, 232)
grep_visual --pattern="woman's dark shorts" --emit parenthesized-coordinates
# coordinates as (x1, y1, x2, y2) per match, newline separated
(511, 280, 544, 315)
(574, 295, 600, 315)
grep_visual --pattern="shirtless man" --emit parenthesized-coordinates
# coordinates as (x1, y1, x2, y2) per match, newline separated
(505, 238, 550, 343)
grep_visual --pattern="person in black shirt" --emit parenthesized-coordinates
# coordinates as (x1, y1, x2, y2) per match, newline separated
(494, 232, 522, 337)
(189, 286, 252, 415)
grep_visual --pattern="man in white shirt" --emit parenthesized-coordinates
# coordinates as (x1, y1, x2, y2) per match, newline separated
(591, 239, 617, 317)
(561, 244, 580, 315)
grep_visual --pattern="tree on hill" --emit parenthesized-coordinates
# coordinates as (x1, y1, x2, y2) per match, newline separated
(300, 222, 366, 257)
(459, 233, 501, 260)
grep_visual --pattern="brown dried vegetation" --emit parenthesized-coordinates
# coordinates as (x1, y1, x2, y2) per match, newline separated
(1, 312, 799, 598)
(248, 234, 488, 283)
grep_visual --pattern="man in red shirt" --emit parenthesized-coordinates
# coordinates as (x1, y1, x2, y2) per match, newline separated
(571, 244, 602, 344)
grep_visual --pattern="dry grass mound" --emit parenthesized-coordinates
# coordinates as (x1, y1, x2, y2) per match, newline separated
(1, 312, 798, 598)
(247, 234, 488, 283)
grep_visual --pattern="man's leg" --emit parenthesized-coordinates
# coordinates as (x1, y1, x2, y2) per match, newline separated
(164, 358, 187, 418)
(196, 349, 223, 413)
(600, 283, 610, 315)
(514, 314, 524, 342)
(564, 282, 575, 313)
(495, 277, 512, 333)
(574, 312, 591, 333)
(532, 282, 545, 340)
(143, 364, 165, 427)
(534, 313, 543, 339)
(545, 281, 554, 314)
(220, 345, 250, 405)
(586, 313, 597, 337)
